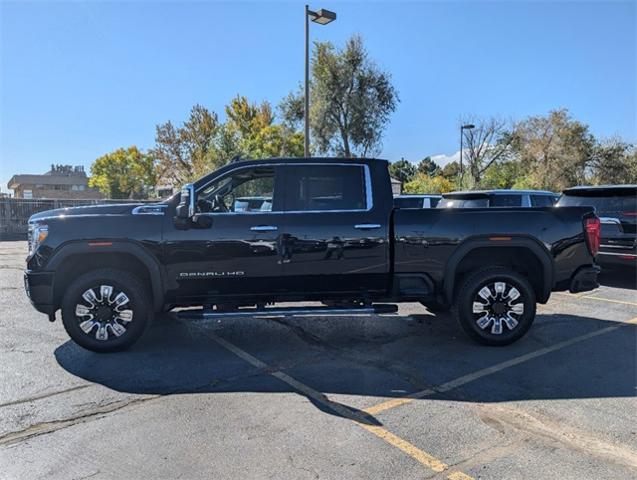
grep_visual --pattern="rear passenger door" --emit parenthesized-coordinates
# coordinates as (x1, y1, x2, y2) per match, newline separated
(277, 163, 389, 296)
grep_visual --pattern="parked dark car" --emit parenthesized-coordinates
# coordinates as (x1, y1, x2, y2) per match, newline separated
(24, 158, 600, 352)
(393, 195, 442, 209)
(438, 190, 559, 208)
(557, 185, 636, 267)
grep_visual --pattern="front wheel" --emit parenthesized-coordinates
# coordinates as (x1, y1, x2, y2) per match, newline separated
(61, 268, 152, 353)
(454, 267, 536, 346)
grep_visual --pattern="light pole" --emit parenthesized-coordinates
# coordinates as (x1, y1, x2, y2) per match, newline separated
(305, 5, 336, 157)
(459, 123, 475, 185)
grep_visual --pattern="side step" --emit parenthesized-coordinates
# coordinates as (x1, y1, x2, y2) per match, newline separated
(177, 304, 398, 320)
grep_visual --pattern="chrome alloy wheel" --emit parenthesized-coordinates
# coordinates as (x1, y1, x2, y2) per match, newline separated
(74, 285, 134, 341)
(472, 281, 524, 335)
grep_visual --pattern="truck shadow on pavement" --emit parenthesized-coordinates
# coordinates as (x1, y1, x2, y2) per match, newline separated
(598, 266, 637, 290)
(55, 312, 636, 422)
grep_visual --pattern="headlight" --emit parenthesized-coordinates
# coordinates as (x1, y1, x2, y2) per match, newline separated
(28, 223, 48, 255)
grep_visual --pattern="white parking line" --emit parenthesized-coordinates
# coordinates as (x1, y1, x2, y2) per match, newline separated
(365, 316, 637, 415)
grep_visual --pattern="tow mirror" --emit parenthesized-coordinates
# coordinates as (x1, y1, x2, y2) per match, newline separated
(175, 183, 195, 228)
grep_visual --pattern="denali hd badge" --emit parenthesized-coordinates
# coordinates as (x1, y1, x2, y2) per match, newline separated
(179, 271, 245, 278)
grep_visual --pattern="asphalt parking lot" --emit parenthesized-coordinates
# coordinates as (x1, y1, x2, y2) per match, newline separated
(1, 241, 636, 480)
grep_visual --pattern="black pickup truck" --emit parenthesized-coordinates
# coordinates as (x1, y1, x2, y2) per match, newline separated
(24, 158, 600, 352)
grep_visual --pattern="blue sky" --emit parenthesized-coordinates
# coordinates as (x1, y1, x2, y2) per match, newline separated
(1, 0, 635, 193)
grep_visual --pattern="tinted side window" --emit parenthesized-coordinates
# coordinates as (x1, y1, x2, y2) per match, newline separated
(531, 195, 555, 207)
(394, 197, 423, 209)
(198, 167, 277, 213)
(438, 197, 488, 208)
(490, 194, 522, 207)
(429, 197, 441, 208)
(284, 165, 367, 212)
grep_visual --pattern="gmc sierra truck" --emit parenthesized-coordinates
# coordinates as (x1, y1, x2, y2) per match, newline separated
(24, 157, 601, 352)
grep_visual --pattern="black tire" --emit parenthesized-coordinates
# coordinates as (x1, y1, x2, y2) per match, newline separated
(61, 268, 152, 353)
(453, 267, 536, 346)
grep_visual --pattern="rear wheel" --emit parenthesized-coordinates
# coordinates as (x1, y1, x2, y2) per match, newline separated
(454, 267, 536, 346)
(61, 268, 151, 353)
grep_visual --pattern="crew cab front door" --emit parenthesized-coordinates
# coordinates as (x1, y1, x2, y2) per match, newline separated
(162, 165, 285, 303)
(276, 163, 390, 297)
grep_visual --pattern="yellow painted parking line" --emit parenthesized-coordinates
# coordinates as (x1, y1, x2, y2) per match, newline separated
(447, 471, 476, 480)
(357, 423, 447, 472)
(195, 326, 475, 480)
(366, 316, 637, 416)
(580, 295, 637, 307)
(554, 291, 637, 307)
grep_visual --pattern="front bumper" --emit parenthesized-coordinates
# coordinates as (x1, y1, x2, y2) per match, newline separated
(24, 270, 56, 315)
(569, 265, 601, 294)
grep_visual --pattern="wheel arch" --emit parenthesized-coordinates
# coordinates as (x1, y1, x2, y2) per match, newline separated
(46, 241, 164, 312)
(443, 236, 554, 305)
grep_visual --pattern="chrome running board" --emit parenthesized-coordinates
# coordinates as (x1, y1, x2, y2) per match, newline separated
(177, 304, 398, 320)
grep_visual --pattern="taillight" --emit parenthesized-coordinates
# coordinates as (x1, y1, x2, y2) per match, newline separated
(622, 212, 637, 216)
(584, 216, 600, 256)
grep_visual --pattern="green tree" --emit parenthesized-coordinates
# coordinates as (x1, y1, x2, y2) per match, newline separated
(151, 104, 221, 186)
(89, 146, 156, 199)
(225, 95, 303, 159)
(591, 138, 637, 184)
(480, 160, 525, 189)
(417, 156, 440, 176)
(389, 158, 417, 183)
(280, 35, 398, 157)
(441, 161, 460, 180)
(403, 174, 456, 194)
(509, 109, 595, 191)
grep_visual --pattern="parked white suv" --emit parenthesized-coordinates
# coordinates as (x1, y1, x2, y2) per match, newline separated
(438, 190, 558, 208)
(394, 194, 442, 209)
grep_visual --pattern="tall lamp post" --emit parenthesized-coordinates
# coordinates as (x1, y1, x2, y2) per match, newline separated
(459, 123, 475, 184)
(305, 5, 336, 157)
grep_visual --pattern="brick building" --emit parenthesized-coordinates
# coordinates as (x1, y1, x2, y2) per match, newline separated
(7, 165, 102, 199)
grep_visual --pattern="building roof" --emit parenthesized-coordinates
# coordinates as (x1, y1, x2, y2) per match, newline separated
(8, 174, 89, 189)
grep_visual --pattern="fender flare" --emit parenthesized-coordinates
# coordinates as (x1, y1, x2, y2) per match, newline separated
(46, 240, 164, 312)
(443, 236, 554, 304)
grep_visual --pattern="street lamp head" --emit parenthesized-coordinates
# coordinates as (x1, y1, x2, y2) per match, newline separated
(461, 124, 475, 130)
(309, 8, 336, 25)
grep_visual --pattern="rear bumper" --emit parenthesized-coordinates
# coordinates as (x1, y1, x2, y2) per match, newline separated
(24, 270, 56, 315)
(568, 265, 601, 294)
(597, 251, 637, 267)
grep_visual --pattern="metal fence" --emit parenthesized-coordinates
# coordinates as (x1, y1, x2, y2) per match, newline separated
(0, 198, 152, 241)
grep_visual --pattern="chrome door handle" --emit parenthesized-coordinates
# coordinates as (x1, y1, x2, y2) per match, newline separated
(250, 225, 278, 232)
(354, 223, 381, 230)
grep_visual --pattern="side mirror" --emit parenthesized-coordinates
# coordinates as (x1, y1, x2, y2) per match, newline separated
(176, 183, 195, 219)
